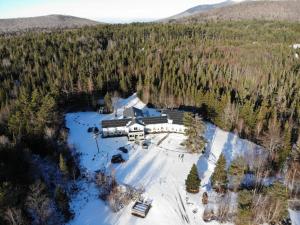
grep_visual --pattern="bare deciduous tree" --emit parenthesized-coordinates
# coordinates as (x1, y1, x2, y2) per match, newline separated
(259, 116, 283, 160)
(4, 207, 25, 225)
(216, 192, 235, 223)
(223, 102, 239, 130)
(26, 180, 62, 225)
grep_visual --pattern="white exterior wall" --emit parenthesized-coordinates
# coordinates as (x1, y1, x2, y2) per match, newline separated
(170, 124, 185, 133)
(128, 123, 145, 141)
(145, 123, 185, 134)
(128, 123, 144, 132)
(102, 122, 186, 137)
(102, 126, 128, 137)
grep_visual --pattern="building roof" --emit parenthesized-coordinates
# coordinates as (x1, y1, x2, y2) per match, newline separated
(128, 118, 145, 127)
(163, 110, 185, 125)
(140, 116, 168, 125)
(123, 107, 144, 118)
(102, 110, 185, 128)
(101, 118, 131, 128)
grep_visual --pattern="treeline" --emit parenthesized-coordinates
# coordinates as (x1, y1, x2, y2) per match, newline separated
(0, 21, 300, 224)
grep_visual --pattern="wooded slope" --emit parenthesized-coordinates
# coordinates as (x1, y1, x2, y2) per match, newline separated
(0, 15, 99, 34)
(173, 1, 300, 23)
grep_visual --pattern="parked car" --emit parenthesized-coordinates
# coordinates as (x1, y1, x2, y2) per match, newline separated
(142, 142, 148, 149)
(93, 127, 99, 134)
(111, 154, 125, 163)
(118, 146, 128, 153)
(87, 127, 100, 134)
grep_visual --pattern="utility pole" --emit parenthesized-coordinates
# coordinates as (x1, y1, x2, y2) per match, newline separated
(93, 129, 100, 153)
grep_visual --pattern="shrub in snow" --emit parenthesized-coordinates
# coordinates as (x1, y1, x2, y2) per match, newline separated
(203, 208, 215, 222)
(107, 185, 144, 212)
(185, 164, 201, 193)
(216, 192, 235, 223)
(96, 171, 117, 200)
(96, 171, 144, 212)
(202, 192, 208, 205)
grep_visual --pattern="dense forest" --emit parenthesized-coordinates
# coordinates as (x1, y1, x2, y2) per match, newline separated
(0, 21, 300, 224)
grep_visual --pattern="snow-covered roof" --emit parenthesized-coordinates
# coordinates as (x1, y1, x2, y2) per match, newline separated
(140, 116, 168, 125)
(292, 44, 300, 49)
(127, 118, 145, 127)
(101, 118, 131, 128)
(124, 107, 143, 118)
(162, 110, 185, 125)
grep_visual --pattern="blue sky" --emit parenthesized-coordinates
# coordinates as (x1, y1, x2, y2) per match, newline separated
(0, 0, 243, 23)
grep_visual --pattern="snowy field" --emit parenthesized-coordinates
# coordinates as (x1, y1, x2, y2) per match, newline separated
(65, 94, 299, 225)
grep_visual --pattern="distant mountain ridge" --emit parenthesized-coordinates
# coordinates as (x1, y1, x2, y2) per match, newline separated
(163, 0, 236, 21)
(166, 0, 300, 23)
(0, 15, 100, 34)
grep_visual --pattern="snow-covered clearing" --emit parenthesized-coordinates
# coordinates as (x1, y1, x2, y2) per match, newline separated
(65, 94, 297, 225)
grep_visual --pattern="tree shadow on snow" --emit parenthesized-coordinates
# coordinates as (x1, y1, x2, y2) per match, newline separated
(196, 124, 217, 186)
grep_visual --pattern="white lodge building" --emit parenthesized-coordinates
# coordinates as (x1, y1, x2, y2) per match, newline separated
(101, 107, 186, 141)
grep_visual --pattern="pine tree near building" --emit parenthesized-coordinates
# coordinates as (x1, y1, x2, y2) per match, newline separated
(211, 154, 228, 192)
(183, 113, 206, 153)
(186, 164, 201, 193)
(104, 93, 113, 113)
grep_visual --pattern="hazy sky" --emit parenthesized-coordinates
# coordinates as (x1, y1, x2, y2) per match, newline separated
(0, 0, 244, 23)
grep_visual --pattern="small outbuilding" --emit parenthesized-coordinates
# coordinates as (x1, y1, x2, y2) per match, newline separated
(131, 199, 152, 218)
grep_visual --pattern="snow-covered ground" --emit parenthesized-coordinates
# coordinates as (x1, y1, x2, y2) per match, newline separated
(65, 94, 298, 225)
(289, 209, 300, 225)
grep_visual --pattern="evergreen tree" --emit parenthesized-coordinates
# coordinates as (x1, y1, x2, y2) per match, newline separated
(277, 121, 292, 168)
(184, 113, 206, 153)
(239, 101, 257, 136)
(185, 164, 201, 193)
(104, 92, 113, 113)
(59, 153, 68, 175)
(228, 156, 246, 191)
(236, 190, 253, 225)
(266, 182, 289, 220)
(55, 186, 72, 220)
(211, 154, 228, 192)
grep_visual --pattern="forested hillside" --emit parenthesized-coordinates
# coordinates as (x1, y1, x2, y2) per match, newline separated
(0, 21, 300, 224)
(0, 15, 99, 35)
(175, 0, 300, 23)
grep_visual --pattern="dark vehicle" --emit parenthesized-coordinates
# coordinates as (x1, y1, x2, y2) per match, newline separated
(111, 154, 125, 163)
(118, 146, 128, 153)
(93, 127, 99, 133)
(88, 127, 100, 134)
(142, 142, 148, 149)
